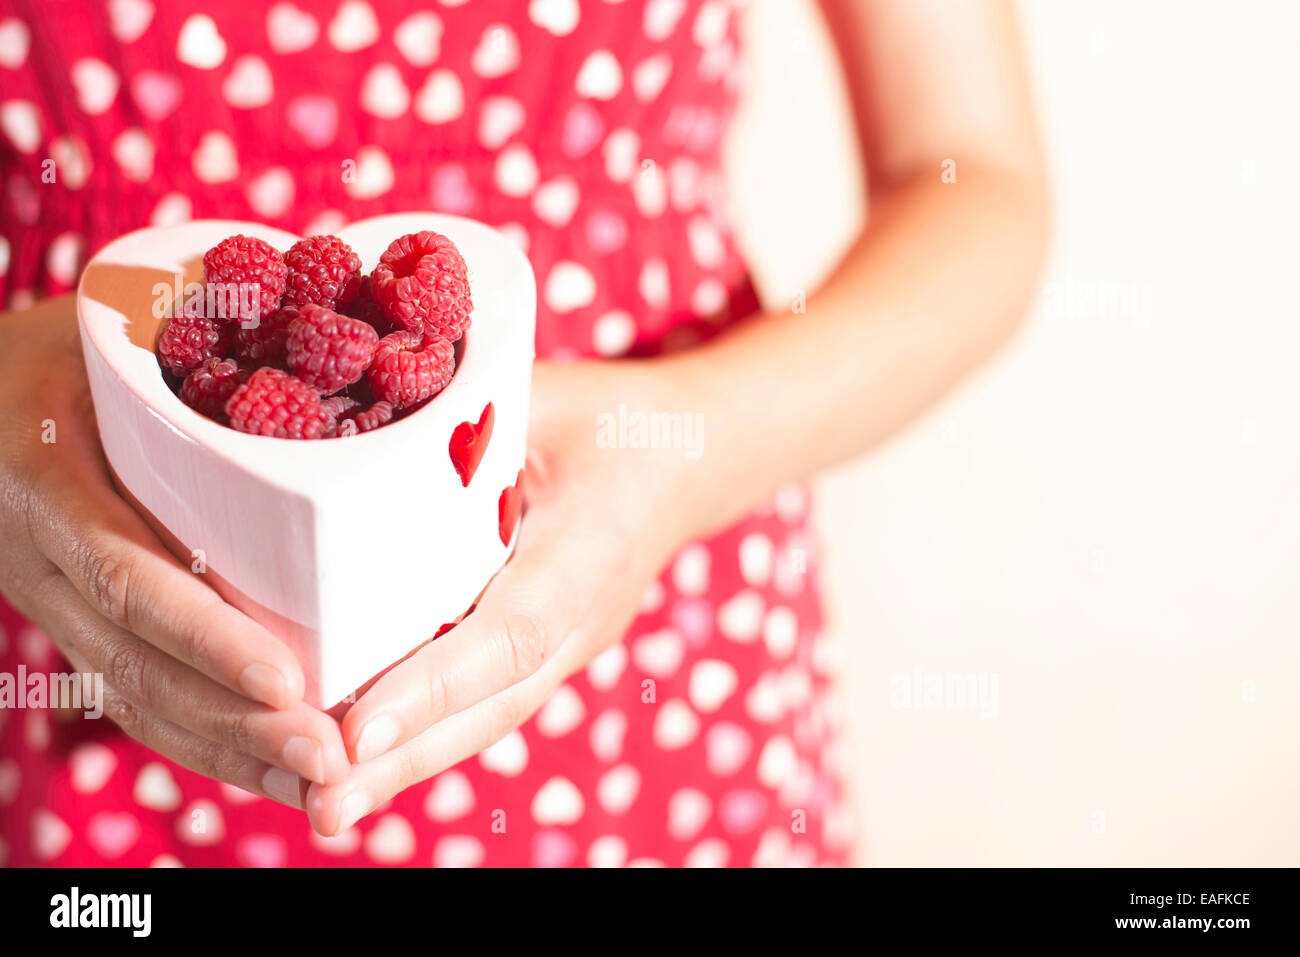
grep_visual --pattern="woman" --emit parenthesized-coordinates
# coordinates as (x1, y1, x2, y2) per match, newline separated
(0, 0, 1048, 866)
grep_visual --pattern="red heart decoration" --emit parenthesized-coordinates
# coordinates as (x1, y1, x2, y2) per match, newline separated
(498, 469, 525, 546)
(449, 402, 495, 487)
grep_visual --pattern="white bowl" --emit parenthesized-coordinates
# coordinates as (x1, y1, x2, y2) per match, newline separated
(76, 213, 535, 707)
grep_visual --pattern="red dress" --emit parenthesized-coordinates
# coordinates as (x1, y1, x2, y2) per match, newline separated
(0, 0, 853, 866)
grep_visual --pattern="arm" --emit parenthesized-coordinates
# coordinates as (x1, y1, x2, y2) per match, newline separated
(305, 0, 1051, 833)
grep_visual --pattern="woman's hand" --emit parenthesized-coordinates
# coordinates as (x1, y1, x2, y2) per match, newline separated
(0, 297, 351, 801)
(305, 358, 717, 834)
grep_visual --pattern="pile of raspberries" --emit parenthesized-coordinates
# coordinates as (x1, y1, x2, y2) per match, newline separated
(156, 230, 472, 439)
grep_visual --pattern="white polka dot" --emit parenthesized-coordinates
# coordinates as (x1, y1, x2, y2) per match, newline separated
(692, 0, 729, 46)
(603, 128, 640, 183)
(0, 17, 31, 70)
(112, 127, 155, 182)
(757, 735, 799, 789)
(192, 130, 239, 184)
(691, 277, 728, 317)
(689, 659, 738, 713)
(687, 215, 726, 269)
(174, 800, 224, 846)
(543, 260, 596, 313)
(633, 163, 667, 217)
(586, 642, 627, 691)
(752, 827, 791, 868)
(365, 814, 416, 863)
(478, 95, 525, 149)
(327, 1, 379, 52)
(0, 100, 41, 154)
(532, 176, 581, 228)
(479, 729, 529, 777)
(575, 49, 622, 100)
(69, 742, 117, 794)
(738, 532, 774, 587)
(644, 0, 687, 41)
(302, 209, 347, 235)
(592, 310, 636, 356)
(684, 838, 729, 868)
(246, 166, 295, 218)
(151, 192, 192, 227)
(531, 776, 585, 826)
(415, 69, 464, 124)
(150, 854, 184, 868)
(672, 544, 710, 595)
(774, 483, 808, 522)
(669, 157, 702, 211)
(587, 834, 628, 868)
(218, 782, 260, 805)
(639, 257, 671, 309)
(666, 787, 711, 841)
(177, 14, 225, 69)
(496, 221, 529, 251)
(360, 63, 409, 119)
(494, 143, 539, 196)
(49, 135, 92, 190)
(344, 145, 395, 199)
(632, 628, 685, 678)
(745, 672, 786, 724)
(45, 232, 85, 286)
(717, 589, 764, 642)
(31, 809, 72, 860)
(424, 770, 475, 821)
(763, 606, 798, 660)
(434, 835, 485, 868)
(652, 699, 699, 750)
(589, 707, 627, 762)
(0, 236, 8, 277)
(266, 2, 318, 54)
(393, 10, 443, 67)
(221, 55, 272, 109)
(472, 24, 520, 78)
(530, 0, 580, 35)
(706, 721, 752, 776)
(596, 764, 641, 815)
(133, 763, 181, 811)
(71, 58, 120, 115)
(633, 54, 673, 102)
(536, 683, 586, 738)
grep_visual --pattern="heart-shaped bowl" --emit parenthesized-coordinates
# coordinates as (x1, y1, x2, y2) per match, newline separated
(76, 213, 535, 708)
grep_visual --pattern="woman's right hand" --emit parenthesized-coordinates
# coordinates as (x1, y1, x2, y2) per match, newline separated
(0, 295, 350, 804)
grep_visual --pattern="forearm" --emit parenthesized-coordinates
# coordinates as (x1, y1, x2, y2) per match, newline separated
(665, 164, 1051, 532)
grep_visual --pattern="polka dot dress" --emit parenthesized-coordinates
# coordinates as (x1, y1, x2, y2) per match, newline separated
(0, 0, 853, 867)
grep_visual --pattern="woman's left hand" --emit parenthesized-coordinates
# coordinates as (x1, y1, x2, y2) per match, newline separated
(305, 358, 715, 835)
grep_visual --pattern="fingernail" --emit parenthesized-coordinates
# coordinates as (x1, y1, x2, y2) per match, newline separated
(262, 766, 302, 808)
(283, 736, 324, 783)
(338, 790, 374, 832)
(354, 714, 400, 763)
(239, 662, 288, 707)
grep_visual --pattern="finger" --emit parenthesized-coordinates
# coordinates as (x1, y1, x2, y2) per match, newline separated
(38, 625, 305, 809)
(29, 473, 306, 709)
(31, 572, 350, 785)
(341, 511, 610, 763)
(309, 663, 556, 835)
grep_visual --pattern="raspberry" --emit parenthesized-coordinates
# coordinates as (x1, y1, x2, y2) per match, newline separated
(337, 400, 394, 435)
(283, 235, 363, 310)
(226, 368, 336, 439)
(367, 331, 456, 409)
(234, 304, 297, 368)
(343, 275, 393, 337)
(371, 231, 473, 342)
(157, 311, 234, 376)
(285, 305, 379, 395)
(203, 234, 287, 323)
(319, 395, 360, 420)
(180, 358, 249, 421)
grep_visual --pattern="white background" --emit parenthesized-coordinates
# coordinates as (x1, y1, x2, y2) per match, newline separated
(727, 0, 1300, 865)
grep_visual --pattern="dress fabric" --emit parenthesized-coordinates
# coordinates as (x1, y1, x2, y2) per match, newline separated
(0, 0, 853, 867)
